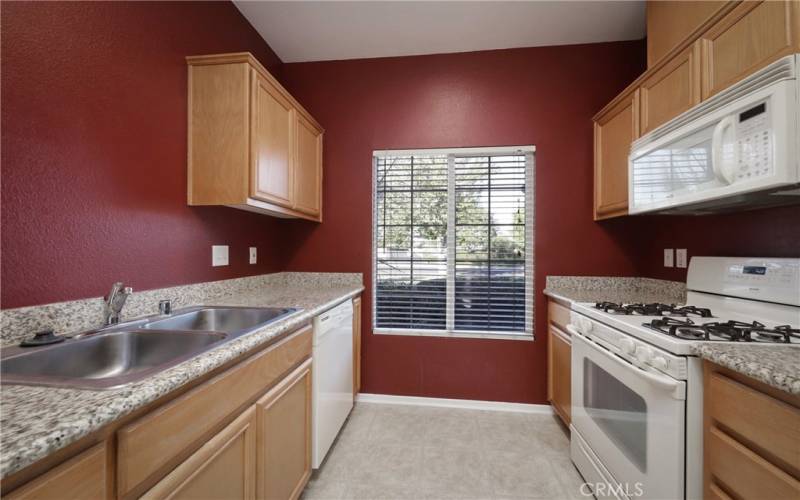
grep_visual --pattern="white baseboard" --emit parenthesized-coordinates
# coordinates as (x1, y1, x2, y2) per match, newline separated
(355, 393, 554, 415)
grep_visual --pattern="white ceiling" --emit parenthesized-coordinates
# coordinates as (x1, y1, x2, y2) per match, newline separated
(234, 1, 646, 63)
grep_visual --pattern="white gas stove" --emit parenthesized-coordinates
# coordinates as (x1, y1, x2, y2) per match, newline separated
(568, 257, 800, 500)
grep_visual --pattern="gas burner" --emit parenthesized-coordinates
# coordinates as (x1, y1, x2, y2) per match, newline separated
(746, 325, 800, 344)
(672, 305, 714, 318)
(643, 318, 800, 343)
(595, 302, 629, 314)
(595, 302, 714, 318)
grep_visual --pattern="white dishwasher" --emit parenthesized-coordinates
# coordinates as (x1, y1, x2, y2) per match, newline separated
(311, 299, 354, 468)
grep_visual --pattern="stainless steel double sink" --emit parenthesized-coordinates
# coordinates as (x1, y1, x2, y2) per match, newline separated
(0, 306, 300, 390)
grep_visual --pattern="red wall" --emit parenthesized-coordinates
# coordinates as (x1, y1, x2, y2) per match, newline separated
(278, 42, 648, 403)
(631, 206, 800, 282)
(1, 1, 289, 308)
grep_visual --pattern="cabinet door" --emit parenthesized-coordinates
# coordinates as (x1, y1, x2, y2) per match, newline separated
(251, 71, 295, 208)
(142, 407, 257, 500)
(700, 0, 800, 99)
(646, 0, 725, 67)
(7, 443, 109, 500)
(594, 89, 639, 220)
(293, 113, 323, 218)
(548, 325, 572, 425)
(256, 359, 312, 500)
(353, 296, 362, 397)
(640, 43, 701, 135)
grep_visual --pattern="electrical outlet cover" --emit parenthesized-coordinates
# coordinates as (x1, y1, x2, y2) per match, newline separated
(676, 249, 687, 268)
(664, 248, 674, 268)
(249, 247, 257, 264)
(212, 245, 229, 267)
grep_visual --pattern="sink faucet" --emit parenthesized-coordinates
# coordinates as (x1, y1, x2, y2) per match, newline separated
(105, 282, 133, 326)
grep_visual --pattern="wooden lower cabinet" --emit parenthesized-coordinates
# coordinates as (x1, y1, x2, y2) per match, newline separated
(703, 361, 800, 499)
(352, 296, 362, 397)
(6, 443, 110, 500)
(546, 299, 572, 426)
(116, 326, 312, 498)
(142, 407, 257, 500)
(256, 359, 312, 500)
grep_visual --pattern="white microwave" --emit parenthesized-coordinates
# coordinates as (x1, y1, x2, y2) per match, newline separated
(629, 54, 800, 214)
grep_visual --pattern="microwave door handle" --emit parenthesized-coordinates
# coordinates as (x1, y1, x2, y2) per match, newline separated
(570, 326, 685, 399)
(711, 116, 737, 184)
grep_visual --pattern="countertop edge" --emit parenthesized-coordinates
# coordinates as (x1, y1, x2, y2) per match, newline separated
(693, 344, 800, 396)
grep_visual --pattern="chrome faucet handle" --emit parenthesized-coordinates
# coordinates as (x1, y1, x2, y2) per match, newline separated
(158, 299, 173, 315)
(107, 282, 124, 301)
(105, 283, 133, 326)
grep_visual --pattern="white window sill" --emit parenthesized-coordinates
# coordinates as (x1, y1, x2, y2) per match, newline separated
(373, 328, 534, 341)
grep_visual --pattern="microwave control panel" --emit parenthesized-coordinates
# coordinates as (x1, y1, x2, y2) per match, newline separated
(735, 101, 772, 181)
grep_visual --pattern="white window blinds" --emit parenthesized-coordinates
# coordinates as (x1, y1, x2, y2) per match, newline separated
(373, 147, 534, 338)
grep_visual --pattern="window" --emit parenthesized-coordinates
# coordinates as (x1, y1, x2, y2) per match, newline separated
(373, 146, 534, 339)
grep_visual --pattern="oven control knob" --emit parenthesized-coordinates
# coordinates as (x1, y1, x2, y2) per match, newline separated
(580, 319, 593, 333)
(635, 346, 653, 363)
(620, 338, 635, 354)
(651, 356, 668, 371)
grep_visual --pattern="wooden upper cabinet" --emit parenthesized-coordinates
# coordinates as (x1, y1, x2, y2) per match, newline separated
(646, 1, 726, 67)
(593, 89, 638, 220)
(142, 407, 257, 500)
(700, 0, 800, 99)
(187, 53, 323, 222)
(293, 113, 323, 217)
(640, 43, 701, 135)
(252, 72, 295, 208)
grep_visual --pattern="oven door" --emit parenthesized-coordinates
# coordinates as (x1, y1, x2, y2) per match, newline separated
(571, 331, 687, 499)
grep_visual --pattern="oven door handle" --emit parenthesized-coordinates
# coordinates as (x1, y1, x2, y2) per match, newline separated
(569, 325, 686, 400)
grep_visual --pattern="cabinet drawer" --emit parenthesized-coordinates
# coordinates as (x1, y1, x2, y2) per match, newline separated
(117, 325, 312, 498)
(547, 300, 571, 331)
(7, 443, 109, 500)
(707, 426, 800, 500)
(700, 0, 799, 98)
(708, 371, 800, 475)
(640, 43, 701, 135)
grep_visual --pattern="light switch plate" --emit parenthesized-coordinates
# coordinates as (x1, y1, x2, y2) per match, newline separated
(676, 249, 687, 268)
(212, 245, 229, 267)
(249, 247, 257, 264)
(664, 248, 674, 268)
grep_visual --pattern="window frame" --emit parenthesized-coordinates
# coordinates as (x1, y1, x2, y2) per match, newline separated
(371, 145, 535, 341)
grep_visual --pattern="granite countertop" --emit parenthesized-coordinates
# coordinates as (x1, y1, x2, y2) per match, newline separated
(543, 276, 687, 306)
(0, 280, 363, 479)
(693, 343, 800, 396)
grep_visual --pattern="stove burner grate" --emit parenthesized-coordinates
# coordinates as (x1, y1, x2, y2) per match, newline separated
(643, 318, 800, 343)
(595, 302, 713, 317)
